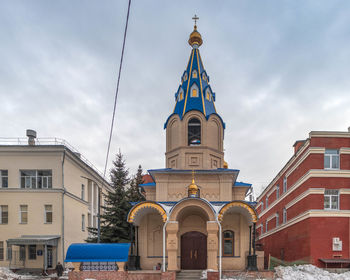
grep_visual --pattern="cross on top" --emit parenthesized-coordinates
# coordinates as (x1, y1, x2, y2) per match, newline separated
(192, 14, 199, 25)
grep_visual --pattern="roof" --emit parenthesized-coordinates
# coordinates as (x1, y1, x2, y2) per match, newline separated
(64, 243, 130, 263)
(164, 29, 225, 129)
(7, 235, 60, 246)
(234, 181, 252, 187)
(139, 182, 156, 187)
(142, 174, 154, 184)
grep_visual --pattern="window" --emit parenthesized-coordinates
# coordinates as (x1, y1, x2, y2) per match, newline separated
(324, 149, 339, 169)
(283, 176, 287, 193)
(202, 72, 207, 81)
(82, 214, 85, 231)
(0, 205, 8, 224)
(206, 89, 211, 101)
(192, 70, 197, 78)
(283, 208, 287, 223)
(88, 213, 91, 228)
(81, 184, 85, 200)
(276, 185, 280, 199)
(261, 223, 263, 233)
(261, 202, 264, 211)
(276, 212, 279, 227)
(265, 196, 268, 208)
(19, 245, 25, 261)
(7, 247, 12, 260)
(20, 205, 28, 224)
(183, 72, 188, 81)
(188, 118, 201, 146)
(265, 221, 268, 232)
(0, 242, 3, 261)
(190, 84, 199, 98)
(324, 189, 339, 210)
(0, 170, 8, 188)
(20, 170, 52, 189)
(29, 245, 36, 260)
(45, 205, 53, 223)
(222, 231, 234, 256)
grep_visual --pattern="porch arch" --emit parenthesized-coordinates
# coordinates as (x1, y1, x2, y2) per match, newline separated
(218, 201, 257, 224)
(169, 198, 216, 222)
(127, 201, 167, 226)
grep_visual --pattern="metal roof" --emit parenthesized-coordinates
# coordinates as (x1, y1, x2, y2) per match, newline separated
(7, 235, 60, 246)
(64, 243, 130, 263)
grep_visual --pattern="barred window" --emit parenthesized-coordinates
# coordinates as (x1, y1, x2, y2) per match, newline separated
(29, 245, 36, 260)
(0, 241, 4, 261)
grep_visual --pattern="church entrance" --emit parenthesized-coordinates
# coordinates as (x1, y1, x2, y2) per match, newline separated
(181, 231, 207, 270)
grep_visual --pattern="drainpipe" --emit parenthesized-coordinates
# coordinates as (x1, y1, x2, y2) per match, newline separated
(61, 150, 66, 266)
(215, 215, 222, 280)
(162, 218, 169, 272)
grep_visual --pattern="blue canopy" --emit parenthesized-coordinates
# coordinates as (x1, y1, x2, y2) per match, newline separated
(64, 243, 130, 262)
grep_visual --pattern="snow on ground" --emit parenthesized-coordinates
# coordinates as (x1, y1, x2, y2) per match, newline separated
(275, 265, 350, 280)
(0, 267, 67, 280)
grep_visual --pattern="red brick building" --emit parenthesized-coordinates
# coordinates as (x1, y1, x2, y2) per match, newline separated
(256, 129, 350, 268)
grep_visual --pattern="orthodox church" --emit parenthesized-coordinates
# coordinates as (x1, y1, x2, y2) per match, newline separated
(127, 21, 261, 273)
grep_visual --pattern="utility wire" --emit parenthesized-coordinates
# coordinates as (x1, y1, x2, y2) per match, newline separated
(103, 0, 132, 179)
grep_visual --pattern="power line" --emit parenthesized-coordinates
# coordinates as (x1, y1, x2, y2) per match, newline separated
(103, 0, 132, 179)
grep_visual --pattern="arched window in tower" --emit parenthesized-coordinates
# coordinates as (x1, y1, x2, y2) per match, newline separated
(188, 118, 201, 146)
(202, 72, 207, 81)
(178, 88, 184, 101)
(223, 230, 234, 256)
(206, 88, 211, 101)
(192, 69, 198, 78)
(190, 84, 199, 98)
(184, 72, 188, 81)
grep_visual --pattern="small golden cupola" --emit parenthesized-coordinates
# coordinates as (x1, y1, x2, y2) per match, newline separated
(188, 15, 203, 48)
(188, 170, 200, 198)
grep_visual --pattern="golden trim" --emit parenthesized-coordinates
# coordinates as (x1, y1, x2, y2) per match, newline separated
(196, 49, 206, 116)
(182, 49, 195, 117)
(128, 201, 167, 223)
(219, 201, 258, 223)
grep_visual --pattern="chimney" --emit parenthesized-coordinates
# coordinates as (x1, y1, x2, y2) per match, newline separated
(293, 140, 306, 154)
(74, 152, 81, 158)
(348, 127, 350, 132)
(26, 129, 37, 146)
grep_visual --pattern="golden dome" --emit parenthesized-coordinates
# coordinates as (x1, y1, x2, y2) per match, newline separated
(188, 25, 203, 47)
(188, 177, 199, 195)
(223, 161, 228, 169)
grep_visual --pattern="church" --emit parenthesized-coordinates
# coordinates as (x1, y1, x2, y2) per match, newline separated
(127, 21, 262, 273)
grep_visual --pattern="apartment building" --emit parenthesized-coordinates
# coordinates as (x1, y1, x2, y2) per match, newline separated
(0, 130, 111, 271)
(256, 129, 350, 268)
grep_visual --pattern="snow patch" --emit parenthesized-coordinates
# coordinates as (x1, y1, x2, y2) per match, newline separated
(275, 264, 350, 280)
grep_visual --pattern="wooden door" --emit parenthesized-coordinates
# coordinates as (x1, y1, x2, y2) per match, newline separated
(181, 231, 207, 269)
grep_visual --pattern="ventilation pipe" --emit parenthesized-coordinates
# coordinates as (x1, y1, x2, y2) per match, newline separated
(26, 129, 37, 146)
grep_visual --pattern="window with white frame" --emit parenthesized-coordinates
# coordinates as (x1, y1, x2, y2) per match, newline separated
(276, 212, 279, 227)
(261, 202, 264, 211)
(283, 208, 287, 223)
(20, 205, 28, 224)
(20, 170, 52, 189)
(81, 184, 85, 200)
(283, 176, 287, 193)
(324, 189, 339, 210)
(265, 196, 268, 208)
(0, 170, 8, 188)
(324, 149, 340, 169)
(44, 205, 53, 223)
(0, 205, 8, 224)
(265, 220, 268, 232)
(82, 214, 85, 231)
(276, 185, 280, 199)
(261, 223, 263, 234)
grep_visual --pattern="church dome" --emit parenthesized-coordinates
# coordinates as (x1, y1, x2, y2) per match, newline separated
(188, 25, 203, 48)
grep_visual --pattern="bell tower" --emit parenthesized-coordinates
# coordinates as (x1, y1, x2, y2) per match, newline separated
(164, 20, 225, 170)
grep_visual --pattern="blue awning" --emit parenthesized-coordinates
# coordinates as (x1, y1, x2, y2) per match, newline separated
(64, 243, 130, 262)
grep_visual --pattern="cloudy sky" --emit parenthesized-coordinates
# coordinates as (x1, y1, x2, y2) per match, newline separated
(1, 1, 350, 196)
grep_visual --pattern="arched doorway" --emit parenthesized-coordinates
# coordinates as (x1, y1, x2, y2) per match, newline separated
(181, 231, 207, 269)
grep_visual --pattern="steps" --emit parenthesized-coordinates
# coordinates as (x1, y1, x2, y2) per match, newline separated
(177, 270, 203, 280)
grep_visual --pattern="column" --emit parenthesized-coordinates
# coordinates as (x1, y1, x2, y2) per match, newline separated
(166, 222, 179, 271)
(207, 221, 219, 271)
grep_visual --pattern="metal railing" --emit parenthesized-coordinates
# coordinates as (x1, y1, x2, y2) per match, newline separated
(0, 137, 106, 180)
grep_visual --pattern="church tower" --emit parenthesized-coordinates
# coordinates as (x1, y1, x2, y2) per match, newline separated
(164, 23, 226, 170)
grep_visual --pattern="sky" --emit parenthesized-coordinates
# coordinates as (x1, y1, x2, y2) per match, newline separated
(1, 0, 350, 197)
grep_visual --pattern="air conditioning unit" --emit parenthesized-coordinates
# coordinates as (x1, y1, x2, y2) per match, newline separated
(333, 237, 342, 251)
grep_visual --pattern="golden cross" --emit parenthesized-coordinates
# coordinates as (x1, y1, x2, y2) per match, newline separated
(192, 14, 199, 25)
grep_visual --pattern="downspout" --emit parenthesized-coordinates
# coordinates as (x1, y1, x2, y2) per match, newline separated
(215, 215, 222, 280)
(61, 150, 66, 266)
(162, 218, 169, 272)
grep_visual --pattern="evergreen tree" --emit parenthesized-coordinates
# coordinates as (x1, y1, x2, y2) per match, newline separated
(87, 151, 131, 243)
(127, 164, 146, 203)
